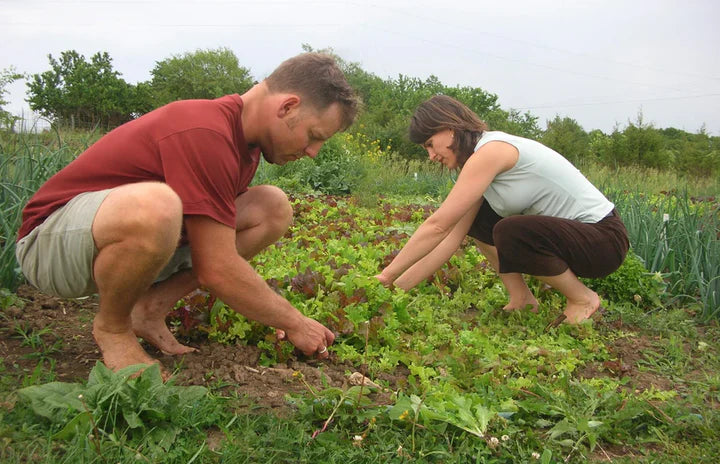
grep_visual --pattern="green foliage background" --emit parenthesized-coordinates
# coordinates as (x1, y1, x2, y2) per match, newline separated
(8, 45, 717, 179)
(149, 47, 255, 108)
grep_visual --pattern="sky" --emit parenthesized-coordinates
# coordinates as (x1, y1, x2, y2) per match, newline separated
(2, 0, 719, 135)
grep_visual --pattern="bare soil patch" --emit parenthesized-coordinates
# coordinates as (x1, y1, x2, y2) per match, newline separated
(1, 285, 402, 410)
(576, 326, 674, 393)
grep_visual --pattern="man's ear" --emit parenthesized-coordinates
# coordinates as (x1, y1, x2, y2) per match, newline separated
(277, 95, 301, 119)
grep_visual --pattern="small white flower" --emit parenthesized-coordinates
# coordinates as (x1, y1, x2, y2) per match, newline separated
(501, 434, 510, 442)
(490, 436, 499, 445)
(78, 394, 83, 399)
(532, 451, 541, 459)
(353, 435, 363, 442)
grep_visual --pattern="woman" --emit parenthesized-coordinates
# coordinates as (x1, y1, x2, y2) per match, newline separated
(376, 95, 629, 324)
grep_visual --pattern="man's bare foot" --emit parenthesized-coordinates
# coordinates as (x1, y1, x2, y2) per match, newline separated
(562, 291, 601, 324)
(92, 319, 160, 371)
(131, 301, 198, 355)
(503, 297, 539, 312)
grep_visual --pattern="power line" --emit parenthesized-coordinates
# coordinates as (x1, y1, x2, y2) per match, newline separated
(6, 0, 719, 86)
(352, 0, 720, 84)
(515, 93, 720, 110)
(365, 24, 694, 94)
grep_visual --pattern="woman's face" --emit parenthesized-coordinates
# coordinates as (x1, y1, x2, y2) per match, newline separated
(423, 129, 458, 169)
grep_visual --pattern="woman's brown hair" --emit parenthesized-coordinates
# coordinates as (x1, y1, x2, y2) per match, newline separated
(409, 95, 487, 167)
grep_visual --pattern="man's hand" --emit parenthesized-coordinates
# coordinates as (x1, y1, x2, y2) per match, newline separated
(275, 317, 335, 359)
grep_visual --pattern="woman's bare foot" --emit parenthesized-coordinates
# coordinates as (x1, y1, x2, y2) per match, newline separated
(562, 291, 601, 324)
(131, 301, 198, 355)
(503, 296, 539, 312)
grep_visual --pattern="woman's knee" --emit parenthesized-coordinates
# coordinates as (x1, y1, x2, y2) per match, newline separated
(492, 217, 526, 248)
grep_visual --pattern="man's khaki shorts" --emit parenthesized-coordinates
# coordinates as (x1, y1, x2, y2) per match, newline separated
(15, 188, 192, 298)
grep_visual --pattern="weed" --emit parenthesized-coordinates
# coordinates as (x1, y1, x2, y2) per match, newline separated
(11, 323, 63, 360)
(16, 362, 225, 462)
(638, 336, 691, 377)
(0, 287, 25, 310)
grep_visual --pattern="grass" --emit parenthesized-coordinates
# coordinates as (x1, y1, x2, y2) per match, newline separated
(1, 295, 719, 463)
(252, 131, 455, 199)
(2, 128, 718, 315)
(0, 129, 719, 462)
(580, 159, 720, 199)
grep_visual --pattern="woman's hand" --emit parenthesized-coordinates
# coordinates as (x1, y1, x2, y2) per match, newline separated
(375, 273, 394, 288)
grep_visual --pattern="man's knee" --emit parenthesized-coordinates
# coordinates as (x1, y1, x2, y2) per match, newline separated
(244, 185, 293, 231)
(264, 185, 293, 223)
(94, 183, 183, 249)
(135, 183, 183, 228)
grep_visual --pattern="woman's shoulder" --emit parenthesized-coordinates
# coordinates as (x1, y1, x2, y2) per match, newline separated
(474, 131, 522, 151)
(479, 130, 508, 140)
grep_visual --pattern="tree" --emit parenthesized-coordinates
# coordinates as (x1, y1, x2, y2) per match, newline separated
(485, 108, 542, 140)
(0, 66, 24, 129)
(446, 85, 501, 119)
(623, 111, 666, 168)
(665, 127, 720, 178)
(541, 116, 589, 164)
(26, 50, 147, 128)
(149, 48, 254, 107)
(299, 44, 538, 159)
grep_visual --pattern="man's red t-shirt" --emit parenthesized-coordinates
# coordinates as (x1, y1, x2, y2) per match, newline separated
(18, 95, 261, 241)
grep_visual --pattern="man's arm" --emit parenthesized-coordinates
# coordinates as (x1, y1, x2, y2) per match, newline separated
(184, 215, 334, 356)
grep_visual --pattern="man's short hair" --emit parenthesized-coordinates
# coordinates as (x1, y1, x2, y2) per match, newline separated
(265, 53, 359, 130)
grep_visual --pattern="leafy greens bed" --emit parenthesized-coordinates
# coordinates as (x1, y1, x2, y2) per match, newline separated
(7, 193, 719, 463)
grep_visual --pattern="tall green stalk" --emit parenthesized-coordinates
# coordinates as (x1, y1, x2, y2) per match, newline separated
(0, 131, 76, 290)
(612, 190, 720, 320)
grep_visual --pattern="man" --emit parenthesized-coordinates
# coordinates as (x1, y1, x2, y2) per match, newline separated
(16, 52, 359, 373)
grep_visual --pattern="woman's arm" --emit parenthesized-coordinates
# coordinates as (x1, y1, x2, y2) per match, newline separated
(378, 141, 518, 283)
(392, 201, 482, 290)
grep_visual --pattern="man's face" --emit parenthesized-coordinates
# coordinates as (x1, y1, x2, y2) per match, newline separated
(262, 102, 344, 165)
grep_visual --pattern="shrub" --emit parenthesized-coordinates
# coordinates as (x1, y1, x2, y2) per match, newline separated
(583, 252, 666, 310)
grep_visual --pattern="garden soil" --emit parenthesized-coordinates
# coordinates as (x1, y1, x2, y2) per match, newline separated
(1, 285, 403, 410)
(1, 285, 698, 413)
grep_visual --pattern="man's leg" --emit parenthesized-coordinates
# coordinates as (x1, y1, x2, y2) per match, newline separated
(131, 270, 199, 355)
(233, 185, 293, 259)
(475, 240, 539, 312)
(128, 185, 293, 353)
(91, 182, 183, 370)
